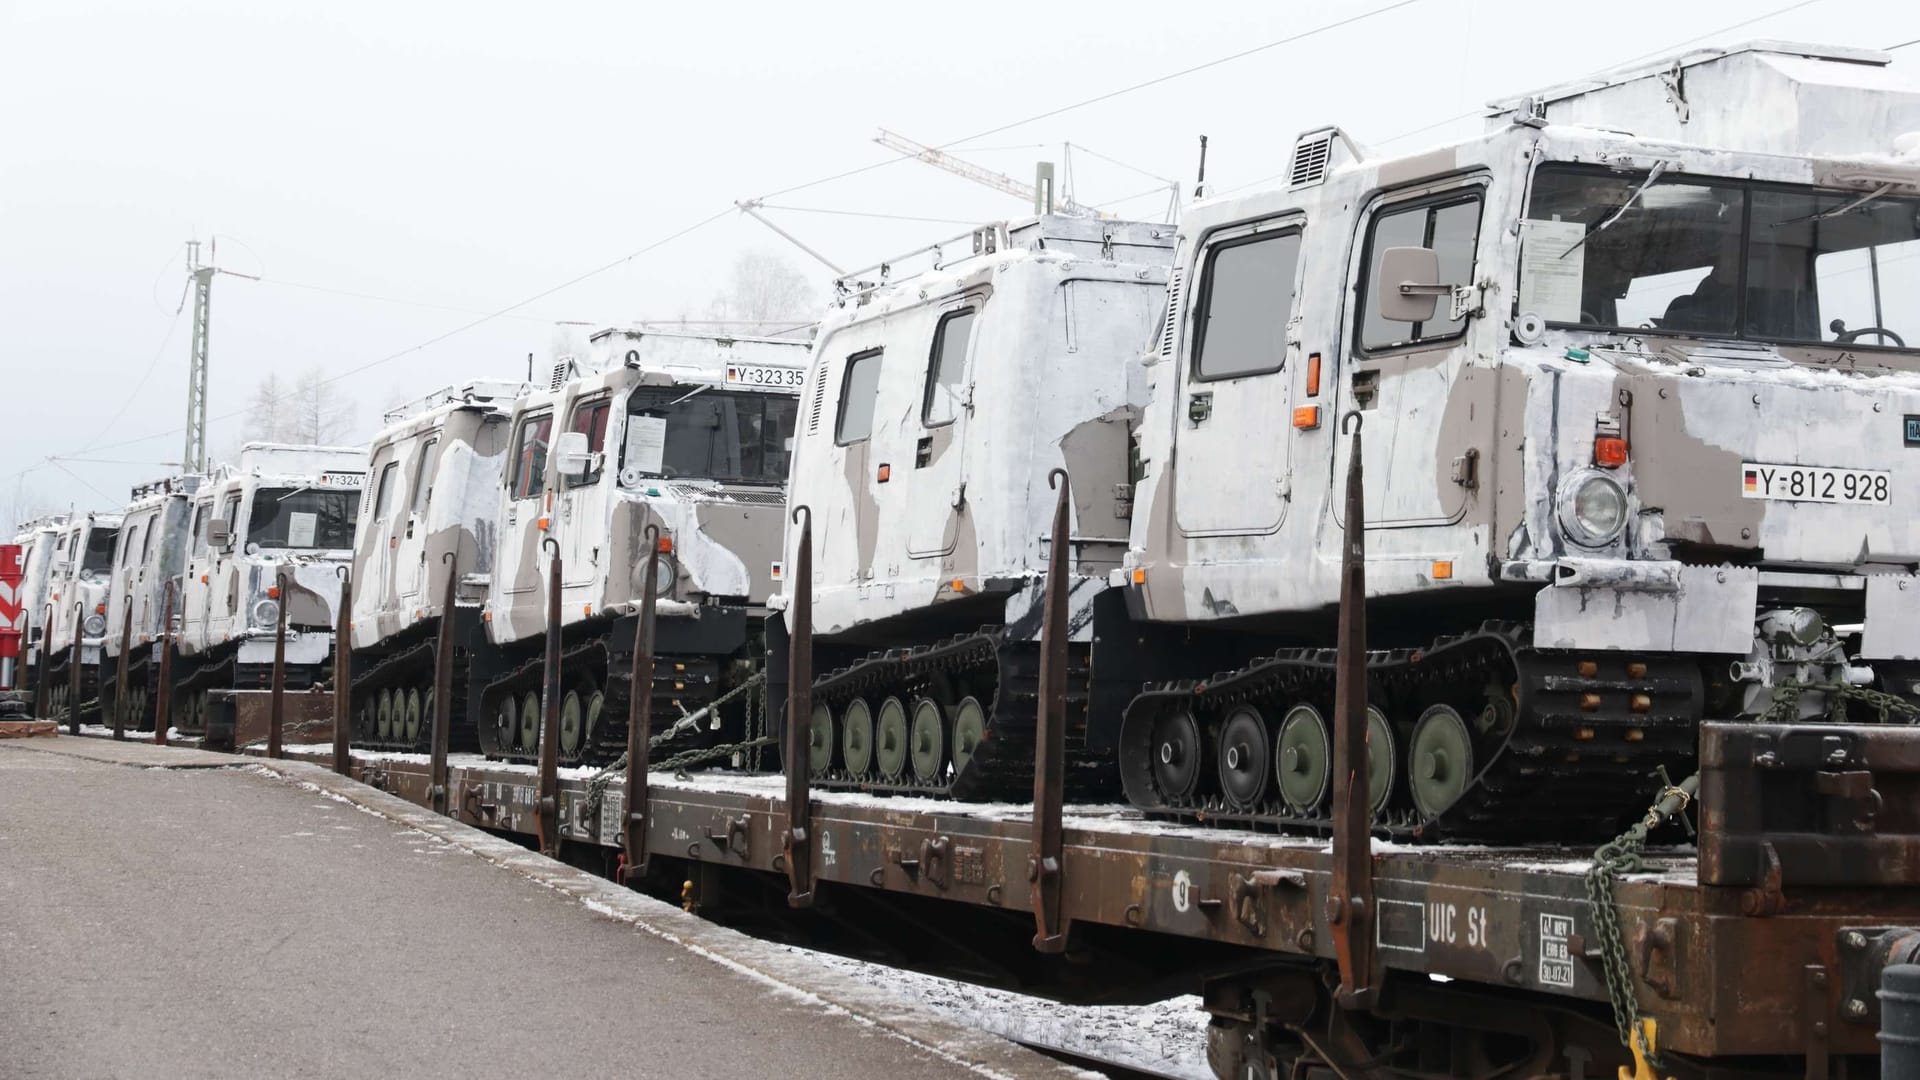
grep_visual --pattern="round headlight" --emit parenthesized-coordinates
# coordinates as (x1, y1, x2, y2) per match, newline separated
(1557, 471, 1629, 546)
(643, 552, 679, 597)
(252, 598, 281, 628)
(82, 613, 107, 637)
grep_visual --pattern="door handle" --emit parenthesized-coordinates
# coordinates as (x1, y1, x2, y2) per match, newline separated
(1188, 392, 1213, 424)
(405, 518, 415, 539)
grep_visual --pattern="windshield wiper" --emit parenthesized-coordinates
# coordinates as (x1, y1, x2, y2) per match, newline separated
(275, 486, 313, 503)
(1560, 162, 1671, 260)
(1768, 183, 1896, 229)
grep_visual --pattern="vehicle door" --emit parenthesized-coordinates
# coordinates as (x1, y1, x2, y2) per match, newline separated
(365, 453, 402, 617)
(1172, 219, 1309, 539)
(1335, 179, 1489, 529)
(559, 393, 612, 594)
(907, 301, 979, 559)
(496, 407, 554, 632)
(180, 497, 212, 647)
(394, 431, 442, 611)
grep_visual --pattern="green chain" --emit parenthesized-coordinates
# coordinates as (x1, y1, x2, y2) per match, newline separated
(1584, 775, 1698, 1068)
(1759, 678, 1920, 725)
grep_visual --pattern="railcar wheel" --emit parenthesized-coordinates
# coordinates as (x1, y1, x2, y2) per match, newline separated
(1150, 710, 1204, 801)
(909, 698, 945, 784)
(402, 688, 423, 746)
(518, 691, 539, 751)
(840, 698, 874, 777)
(807, 702, 834, 776)
(1276, 704, 1331, 814)
(875, 696, 909, 781)
(558, 689, 583, 758)
(1409, 704, 1474, 818)
(951, 697, 986, 776)
(1216, 706, 1271, 811)
(1366, 706, 1396, 816)
(376, 689, 394, 741)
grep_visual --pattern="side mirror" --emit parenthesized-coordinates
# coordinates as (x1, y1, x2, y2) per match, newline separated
(1376, 245, 1445, 324)
(553, 430, 593, 481)
(208, 519, 232, 548)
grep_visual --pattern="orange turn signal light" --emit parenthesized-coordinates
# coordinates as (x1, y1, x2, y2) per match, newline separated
(877, 463, 891, 483)
(949, 578, 966, 593)
(537, 515, 550, 531)
(1306, 353, 1322, 397)
(657, 535, 674, 554)
(1594, 436, 1629, 468)
(267, 586, 280, 600)
(1431, 560, 1453, 581)
(95, 603, 106, 614)
(1130, 567, 1147, 585)
(1292, 405, 1321, 430)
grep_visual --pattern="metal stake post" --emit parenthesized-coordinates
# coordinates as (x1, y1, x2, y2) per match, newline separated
(623, 525, 662, 882)
(429, 554, 456, 815)
(1029, 469, 1071, 953)
(1328, 412, 1378, 1009)
(32, 604, 51, 723)
(782, 507, 815, 908)
(154, 583, 174, 747)
(268, 571, 289, 759)
(67, 601, 83, 734)
(536, 537, 563, 857)
(112, 582, 133, 741)
(332, 570, 352, 776)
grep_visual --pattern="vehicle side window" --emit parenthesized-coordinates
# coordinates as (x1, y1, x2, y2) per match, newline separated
(221, 493, 242, 537)
(140, 519, 155, 562)
(371, 462, 400, 522)
(511, 412, 553, 499)
(1193, 228, 1304, 380)
(1358, 191, 1483, 352)
(410, 436, 440, 514)
(192, 506, 209, 551)
(922, 310, 975, 426)
(835, 349, 883, 445)
(565, 398, 611, 488)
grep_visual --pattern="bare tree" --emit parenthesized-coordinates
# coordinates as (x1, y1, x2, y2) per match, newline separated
(3, 481, 54, 538)
(241, 365, 358, 447)
(709, 250, 817, 326)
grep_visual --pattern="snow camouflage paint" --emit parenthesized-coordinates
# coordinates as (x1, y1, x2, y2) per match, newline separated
(1119, 41, 1920, 663)
(483, 330, 807, 648)
(42, 512, 121, 666)
(103, 474, 202, 659)
(779, 216, 1176, 643)
(9, 515, 66, 671)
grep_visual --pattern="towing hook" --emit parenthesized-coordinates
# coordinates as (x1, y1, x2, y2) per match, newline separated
(790, 503, 811, 528)
(1048, 467, 1069, 491)
(541, 536, 559, 558)
(1342, 410, 1363, 435)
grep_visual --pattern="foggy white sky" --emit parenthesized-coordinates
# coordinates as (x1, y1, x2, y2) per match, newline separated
(2, 0, 1911, 524)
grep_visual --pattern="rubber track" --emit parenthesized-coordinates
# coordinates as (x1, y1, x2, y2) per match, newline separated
(475, 634, 718, 767)
(1118, 621, 1702, 844)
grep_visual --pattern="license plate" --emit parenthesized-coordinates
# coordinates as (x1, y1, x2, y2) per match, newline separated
(725, 363, 806, 389)
(318, 470, 365, 488)
(1741, 462, 1891, 504)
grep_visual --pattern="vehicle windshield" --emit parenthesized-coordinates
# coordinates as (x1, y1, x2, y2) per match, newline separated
(623, 387, 798, 484)
(81, 528, 117, 574)
(248, 488, 360, 550)
(1522, 165, 1920, 350)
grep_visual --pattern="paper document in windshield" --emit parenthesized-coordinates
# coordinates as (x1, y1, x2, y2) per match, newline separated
(1519, 219, 1588, 325)
(626, 415, 667, 475)
(287, 512, 317, 548)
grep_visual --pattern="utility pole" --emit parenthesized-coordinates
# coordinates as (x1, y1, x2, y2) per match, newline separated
(182, 240, 214, 474)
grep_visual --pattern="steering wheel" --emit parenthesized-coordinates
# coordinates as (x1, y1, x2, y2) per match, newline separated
(1836, 326, 1906, 347)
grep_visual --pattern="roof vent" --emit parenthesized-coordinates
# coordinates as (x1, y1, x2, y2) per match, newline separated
(1159, 268, 1185, 357)
(1289, 131, 1335, 187)
(548, 359, 576, 392)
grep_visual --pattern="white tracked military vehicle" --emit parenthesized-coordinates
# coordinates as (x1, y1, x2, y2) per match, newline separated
(774, 215, 1177, 797)
(38, 512, 120, 723)
(11, 514, 68, 705)
(346, 379, 523, 753)
(781, 44, 1920, 843)
(99, 473, 203, 730)
(170, 443, 366, 734)
(476, 330, 807, 764)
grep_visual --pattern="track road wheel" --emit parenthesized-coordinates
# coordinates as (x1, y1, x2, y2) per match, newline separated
(1409, 704, 1474, 819)
(1365, 705, 1396, 816)
(950, 697, 986, 777)
(840, 699, 873, 777)
(807, 702, 834, 776)
(376, 689, 394, 742)
(403, 688, 423, 746)
(558, 689, 584, 759)
(494, 694, 517, 753)
(518, 691, 539, 752)
(1275, 704, 1331, 814)
(910, 698, 945, 784)
(875, 696, 909, 781)
(1216, 705, 1271, 811)
(1150, 709, 1204, 802)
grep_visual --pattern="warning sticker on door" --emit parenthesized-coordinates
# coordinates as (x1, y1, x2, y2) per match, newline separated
(1538, 913, 1575, 988)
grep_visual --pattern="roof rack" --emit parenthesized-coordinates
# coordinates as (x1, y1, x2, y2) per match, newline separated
(383, 378, 529, 425)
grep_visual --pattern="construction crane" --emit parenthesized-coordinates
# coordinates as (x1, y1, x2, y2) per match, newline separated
(873, 129, 1099, 218)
